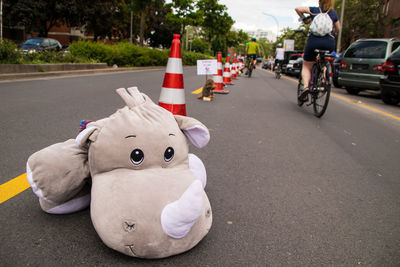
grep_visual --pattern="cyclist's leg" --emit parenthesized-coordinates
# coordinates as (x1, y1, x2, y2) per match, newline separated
(301, 60, 314, 90)
(298, 60, 314, 102)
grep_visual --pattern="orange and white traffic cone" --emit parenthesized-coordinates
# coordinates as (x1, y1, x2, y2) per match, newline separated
(232, 56, 239, 79)
(158, 34, 186, 116)
(223, 54, 234, 85)
(230, 57, 236, 79)
(213, 52, 229, 94)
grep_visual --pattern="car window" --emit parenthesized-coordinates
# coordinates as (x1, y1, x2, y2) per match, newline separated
(392, 42, 400, 52)
(344, 41, 387, 59)
(24, 39, 42, 46)
(391, 46, 400, 56)
(42, 39, 50, 47)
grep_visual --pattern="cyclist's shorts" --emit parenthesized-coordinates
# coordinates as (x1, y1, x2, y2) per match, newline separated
(304, 35, 335, 61)
(247, 54, 257, 60)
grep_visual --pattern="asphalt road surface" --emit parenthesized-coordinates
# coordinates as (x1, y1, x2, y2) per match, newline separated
(1, 67, 399, 266)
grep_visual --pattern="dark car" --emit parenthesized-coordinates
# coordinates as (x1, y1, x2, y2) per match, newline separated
(377, 47, 400, 105)
(21, 38, 62, 53)
(338, 38, 400, 95)
(332, 52, 343, 88)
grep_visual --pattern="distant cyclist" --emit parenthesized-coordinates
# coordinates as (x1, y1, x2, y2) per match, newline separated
(295, 0, 341, 102)
(245, 37, 261, 74)
(274, 43, 285, 72)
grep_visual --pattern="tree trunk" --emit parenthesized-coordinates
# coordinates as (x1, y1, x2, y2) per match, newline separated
(139, 9, 145, 46)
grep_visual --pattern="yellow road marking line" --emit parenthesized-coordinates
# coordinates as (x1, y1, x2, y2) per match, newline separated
(331, 93, 400, 121)
(0, 173, 29, 204)
(263, 69, 400, 121)
(192, 87, 203, 94)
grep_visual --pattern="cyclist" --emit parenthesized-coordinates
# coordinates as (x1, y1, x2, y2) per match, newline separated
(274, 43, 285, 73)
(295, 0, 341, 102)
(245, 37, 261, 75)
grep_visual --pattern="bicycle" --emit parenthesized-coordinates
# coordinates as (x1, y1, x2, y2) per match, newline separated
(274, 62, 282, 79)
(245, 55, 256, 78)
(297, 49, 334, 118)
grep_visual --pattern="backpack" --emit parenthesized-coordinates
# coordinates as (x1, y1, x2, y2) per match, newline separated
(309, 8, 333, 37)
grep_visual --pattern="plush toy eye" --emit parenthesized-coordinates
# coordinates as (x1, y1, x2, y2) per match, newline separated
(164, 147, 174, 162)
(130, 149, 144, 165)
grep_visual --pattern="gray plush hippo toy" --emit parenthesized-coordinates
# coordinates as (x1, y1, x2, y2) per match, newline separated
(26, 87, 212, 258)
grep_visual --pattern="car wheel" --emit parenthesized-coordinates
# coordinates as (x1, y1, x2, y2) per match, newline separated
(381, 87, 400, 105)
(345, 87, 360, 95)
(333, 77, 342, 88)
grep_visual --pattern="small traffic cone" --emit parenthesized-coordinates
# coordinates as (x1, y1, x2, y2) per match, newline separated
(213, 52, 229, 94)
(158, 34, 186, 116)
(223, 54, 234, 85)
(232, 56, 238, 79)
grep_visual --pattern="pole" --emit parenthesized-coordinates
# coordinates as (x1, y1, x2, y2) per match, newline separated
(337, 0, 345, 52)
(263, 13, 279, 41)
(1, 0, 3, 42)
(129, 11, 133, 44)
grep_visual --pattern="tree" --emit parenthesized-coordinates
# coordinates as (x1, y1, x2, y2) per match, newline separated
(196, 0, 234, 53)
(166, 0, 201, 38)
(4, 0, 84, 37)
(84, 0, 127, 41)
(334, 0, 386, 51)
(145, 3, 180, 48)
(128, 0, 164, 46)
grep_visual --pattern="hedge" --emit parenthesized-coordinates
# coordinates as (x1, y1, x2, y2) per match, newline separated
(68, 41, 214, 66)
(0, 39, 214, 66)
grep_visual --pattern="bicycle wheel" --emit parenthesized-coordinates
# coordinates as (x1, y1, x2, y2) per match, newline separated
(297, 76, 304, 106)
(248, 64, 253, 77)
(313, 63, 331, 118)
(275, 70, 280, 79)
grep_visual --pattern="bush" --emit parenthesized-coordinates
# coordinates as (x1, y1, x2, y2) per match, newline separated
(0, 39, 214, 66)
(69, 40, 213, 67)
(0, 39, 22, 63)
(182, 51, 214, 65)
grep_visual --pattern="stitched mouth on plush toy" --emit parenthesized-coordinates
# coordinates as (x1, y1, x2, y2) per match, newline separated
(126, 244, 137, 256)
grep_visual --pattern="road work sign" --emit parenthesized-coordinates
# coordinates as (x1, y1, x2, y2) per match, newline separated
(197, 60, 218, 75)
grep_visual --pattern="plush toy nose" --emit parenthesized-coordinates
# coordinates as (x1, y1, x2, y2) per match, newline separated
(123, 221, 137, 232)
(160, 180, 203, 238)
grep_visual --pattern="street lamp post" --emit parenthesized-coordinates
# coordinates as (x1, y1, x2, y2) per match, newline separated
(263, 13, 279, 41)
(337, 0, 345, 52)
(1, 0, 3, 42)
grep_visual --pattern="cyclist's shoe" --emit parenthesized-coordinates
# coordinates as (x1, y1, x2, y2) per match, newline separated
(245, 70, 249, 75)
(298, 89, 309, 103)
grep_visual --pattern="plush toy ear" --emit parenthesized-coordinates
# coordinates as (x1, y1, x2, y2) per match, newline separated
(26, 139, 90, 213)
(76, 125, 99, 148)
(174, 115, 210, 148)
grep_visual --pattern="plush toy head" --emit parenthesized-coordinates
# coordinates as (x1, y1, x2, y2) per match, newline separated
(27, 87, 212, 258)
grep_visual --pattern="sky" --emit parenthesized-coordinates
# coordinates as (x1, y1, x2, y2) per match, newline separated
(219, 0, 319, 36)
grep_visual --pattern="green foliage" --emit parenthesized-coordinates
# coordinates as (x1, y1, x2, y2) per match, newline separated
(334, 0, 387, 51)
(181, 51, 214, 65)
(68, 40, 211, 66)
(191, 38, 209, 53)
(0, 39, 22, 64)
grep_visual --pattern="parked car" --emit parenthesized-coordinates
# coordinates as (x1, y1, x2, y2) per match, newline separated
(332, 52, 343, 88)
(338, 38, 400, 95)
(21, 38, 62, 53)
(280, 51, 303, 74)
(376, 46, 400, 105)
(262, 59, 272, 70)
(285, 55, 303, 77)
